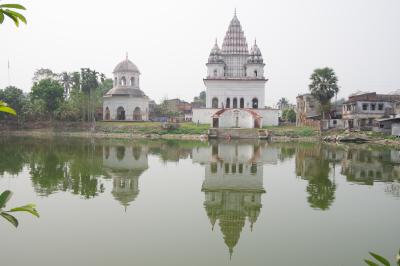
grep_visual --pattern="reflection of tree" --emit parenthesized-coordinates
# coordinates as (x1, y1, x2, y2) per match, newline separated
(1, 138, 105, 198)
(0, 137, 27, 175)
(306, 178, 336, 210)
(296, 145, 336, 210)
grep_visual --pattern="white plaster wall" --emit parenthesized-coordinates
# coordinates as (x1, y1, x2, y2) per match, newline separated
(218, 109, 255, 128)
(392, 123, 400, 136)
(114, 71, 140, 88)
(207, 64, 225, 78)
(246, 64, 265, 78)
(192, 108, 279, 126)
(192, 108, 219, 124)
(256, 109, 279, 126)
(204, 79, 266, 108)
(103, 96, 149, 121)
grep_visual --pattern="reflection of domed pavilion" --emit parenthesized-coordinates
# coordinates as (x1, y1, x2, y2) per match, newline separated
(192, 141, 278, 257)
(103, 144, 148, 209)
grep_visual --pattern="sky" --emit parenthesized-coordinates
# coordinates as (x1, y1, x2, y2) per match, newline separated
(1, 0, 400, 106)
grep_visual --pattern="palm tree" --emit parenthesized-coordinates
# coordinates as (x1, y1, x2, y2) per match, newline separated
(0, 3, 26, 27)
(59, 72, 73, 98)
(277, 97, 289, 110)
(309, 67, 339, 120)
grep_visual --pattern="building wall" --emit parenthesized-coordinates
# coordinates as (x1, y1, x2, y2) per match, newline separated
(103, 96, 149, 121)
(192, 108, 279, 127)
(204, 79, 266, 109)
(218, 109, 256, 128)
(392, 123, 400, 136)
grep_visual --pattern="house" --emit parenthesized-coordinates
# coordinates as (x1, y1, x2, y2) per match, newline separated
(296, 93, 321, 127)
(342, 92, 400, 130)
(374, 117, 400, 136)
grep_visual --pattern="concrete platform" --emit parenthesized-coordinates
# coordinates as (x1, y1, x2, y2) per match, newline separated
(208, 128, 269, 139)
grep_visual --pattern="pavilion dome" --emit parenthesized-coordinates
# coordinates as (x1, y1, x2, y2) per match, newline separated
(113, 57, 140, 74)
(247, 40, 264, 64)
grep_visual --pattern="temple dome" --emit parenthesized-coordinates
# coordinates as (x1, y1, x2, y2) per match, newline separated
(247, 40, 264, 64)
(113, 58, 140, 73)
(221, 11, 249, 55)
(208, 40, 225, 64)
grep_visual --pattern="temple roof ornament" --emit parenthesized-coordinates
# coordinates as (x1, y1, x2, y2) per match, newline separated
(221, 11, 249, 55)
(247, 39, 264, 64)
(208, 39, 225, 64)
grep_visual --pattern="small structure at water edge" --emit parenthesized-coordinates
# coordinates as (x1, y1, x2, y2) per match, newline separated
(103, 55, 150, 121)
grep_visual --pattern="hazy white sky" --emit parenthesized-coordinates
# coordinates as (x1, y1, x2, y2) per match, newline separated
(1, 0, 399, 105)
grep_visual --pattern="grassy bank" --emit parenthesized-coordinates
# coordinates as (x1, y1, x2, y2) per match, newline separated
(263, 125, 319, 138)
(96, 122, 210, 135)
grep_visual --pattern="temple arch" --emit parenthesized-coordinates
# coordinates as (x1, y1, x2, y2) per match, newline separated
(116, 106, 126, 120)
(105, 107, 110, 120)
(133, 107, 142, 121)
(240, 98, 244, 108)
(233, 98, 238, 108)
(212, 97, 219, 108)
(252, 98, 258, 109)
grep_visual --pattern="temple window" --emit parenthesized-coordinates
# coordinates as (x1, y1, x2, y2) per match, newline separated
(212, 97, 218, 108)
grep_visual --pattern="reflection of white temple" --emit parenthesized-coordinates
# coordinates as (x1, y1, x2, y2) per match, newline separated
(192, 141, 278, 257)
(103, 145, 148, 209)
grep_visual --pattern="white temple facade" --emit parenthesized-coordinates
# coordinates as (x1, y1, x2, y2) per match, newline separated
(103, 56, 149, 121)
(192, 11, 279, 128)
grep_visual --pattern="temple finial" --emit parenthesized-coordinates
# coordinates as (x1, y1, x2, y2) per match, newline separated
(234, 8, 237, 17)
(125, 52, 128, 60)
(254, 38, 257, 45)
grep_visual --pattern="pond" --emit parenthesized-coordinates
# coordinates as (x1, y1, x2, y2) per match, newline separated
(0, 137, 399, 266)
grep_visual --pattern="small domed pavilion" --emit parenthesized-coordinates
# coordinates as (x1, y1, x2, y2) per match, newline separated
(103, 55, 149, 121)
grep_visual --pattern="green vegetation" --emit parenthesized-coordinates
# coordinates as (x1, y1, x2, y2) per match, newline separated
(0, 190, 39, 228)
(264, 125, 318, 137)
(0, 100, 16, 115)
(96, 122, 210, 135)
(364, 250, 400, 266)
(309, 67, 339, 120)
(281, 108, 296, 123)
(0, 3, 26, 27)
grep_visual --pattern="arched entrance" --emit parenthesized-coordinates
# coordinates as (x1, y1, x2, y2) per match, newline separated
(105, 107, 110, 120)
(233, 98, 238, 108)
(240, 98, 244, 108)
(133, 107, 142, 121)
(212, 97, 218, 108)
(116, 106, 126, 120)
(252, 98, 258, 109)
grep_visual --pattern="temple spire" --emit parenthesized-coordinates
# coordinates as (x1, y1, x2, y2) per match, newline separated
(125, 52, 128, 60)
(234, 8, 237, 17)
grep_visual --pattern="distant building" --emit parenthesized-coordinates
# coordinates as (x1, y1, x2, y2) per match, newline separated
(103, 56, 150, 121)
(342, 92, 400, 130)
(296, 93, 321, 126)
(192, 11, 279, 128)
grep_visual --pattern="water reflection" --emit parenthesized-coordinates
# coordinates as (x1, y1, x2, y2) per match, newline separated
(103, 145, 148, 209)
(193, 141, 279, 257)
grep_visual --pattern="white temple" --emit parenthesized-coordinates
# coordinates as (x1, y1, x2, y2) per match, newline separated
(103, 55, 149, 121)
(192, 11, 279, 128)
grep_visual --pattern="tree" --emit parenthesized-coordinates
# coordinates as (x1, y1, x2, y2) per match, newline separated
(32, 68, 58, 84)
(0, 3, 26, 27)
(277, 97, 289, 110)
(59, 72, 73, 98)
(309, 67, 339, 120)
(0, 86, 24, 114)
(31, 79, 64, 118)
(282, 108, 296, 123)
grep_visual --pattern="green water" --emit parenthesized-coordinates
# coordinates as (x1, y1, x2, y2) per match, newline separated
(0, 137, 399, 266)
